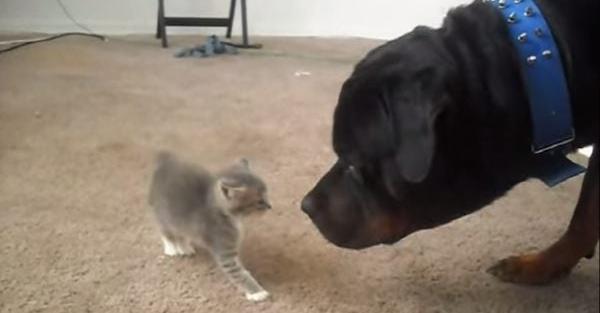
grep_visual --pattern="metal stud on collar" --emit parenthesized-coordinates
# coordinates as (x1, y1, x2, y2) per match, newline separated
(498, 0, 506, 8)
(526, 55, 537, 65)
(513, 0, 522, 3)
(534, 27, 543, 36)
(517, 32, 527, 42)
(542, 50, 552, 58)
(524, 7, 534, 17)
(507, 12, 517, 23)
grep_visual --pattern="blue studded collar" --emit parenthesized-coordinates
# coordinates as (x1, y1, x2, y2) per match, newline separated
(488, 0, 585, 187)
(488, 0, 575, 153)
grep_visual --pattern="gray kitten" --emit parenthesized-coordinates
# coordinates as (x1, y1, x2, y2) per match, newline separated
(148, 151, 272, 302)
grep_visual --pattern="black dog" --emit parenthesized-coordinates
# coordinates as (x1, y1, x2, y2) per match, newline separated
(302, 0, 598, 285)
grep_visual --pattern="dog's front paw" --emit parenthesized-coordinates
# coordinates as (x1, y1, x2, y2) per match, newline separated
(487, 254, 571, 285)
(245, 290, 270, 302)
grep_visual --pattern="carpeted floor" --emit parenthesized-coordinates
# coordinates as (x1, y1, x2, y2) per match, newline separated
(0, 35, 597, 313)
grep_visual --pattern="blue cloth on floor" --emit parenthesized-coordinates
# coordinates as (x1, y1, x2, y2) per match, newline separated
(175, 35, 238, 58)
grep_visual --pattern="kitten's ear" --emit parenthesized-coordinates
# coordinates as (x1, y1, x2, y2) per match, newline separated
(219, 178, 246, 200)
(238, 158, 250, 169)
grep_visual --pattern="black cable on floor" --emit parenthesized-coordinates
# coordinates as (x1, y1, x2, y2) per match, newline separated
(0, 32, 106, 55)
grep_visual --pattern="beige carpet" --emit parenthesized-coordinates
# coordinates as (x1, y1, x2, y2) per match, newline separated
(0, 35, 597, 313)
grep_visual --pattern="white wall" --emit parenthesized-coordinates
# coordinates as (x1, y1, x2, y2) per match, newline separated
(0, 0, 467, 39)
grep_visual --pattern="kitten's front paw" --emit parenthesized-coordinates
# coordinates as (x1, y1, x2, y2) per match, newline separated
(175, 243, 196, 256)
(162, 237, 180, 256)
(163, 243, 179, 256)
(245, 290, 269, 302)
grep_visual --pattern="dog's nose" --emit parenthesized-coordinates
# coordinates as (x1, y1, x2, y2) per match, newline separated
(301, 196, 316, 216)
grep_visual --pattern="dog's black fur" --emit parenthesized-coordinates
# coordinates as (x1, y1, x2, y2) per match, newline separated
(302, 0, 598, 249)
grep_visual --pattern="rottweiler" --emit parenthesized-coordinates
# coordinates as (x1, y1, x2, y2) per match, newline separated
(301, 0, 598, 284)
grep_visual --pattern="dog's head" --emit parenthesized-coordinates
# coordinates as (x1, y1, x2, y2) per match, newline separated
(301, 28, 481, 249)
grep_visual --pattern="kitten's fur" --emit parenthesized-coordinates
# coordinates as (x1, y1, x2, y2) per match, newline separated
(148, 151, 272, 302)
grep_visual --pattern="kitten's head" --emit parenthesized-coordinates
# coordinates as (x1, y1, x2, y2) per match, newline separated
(217, 158, 272, 216)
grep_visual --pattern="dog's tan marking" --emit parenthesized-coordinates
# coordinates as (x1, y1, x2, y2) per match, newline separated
(489, 146, 599, 284)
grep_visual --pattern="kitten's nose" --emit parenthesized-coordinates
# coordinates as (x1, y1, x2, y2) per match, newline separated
(301, 196, 316, 216)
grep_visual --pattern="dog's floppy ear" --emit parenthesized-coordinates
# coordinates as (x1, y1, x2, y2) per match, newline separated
(394, 103, 437, 183)
(386, 83, 443, 183)
(333, 75, 442, 183)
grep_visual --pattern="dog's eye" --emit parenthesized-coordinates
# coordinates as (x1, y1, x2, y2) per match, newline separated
(347, 165, 364, 184)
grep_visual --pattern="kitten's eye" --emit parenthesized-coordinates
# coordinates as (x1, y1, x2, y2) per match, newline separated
(221, 187, 230, 199)
(257, 200, 271, 209)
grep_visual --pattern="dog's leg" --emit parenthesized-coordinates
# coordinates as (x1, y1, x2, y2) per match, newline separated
(488, 145, 599, 284)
